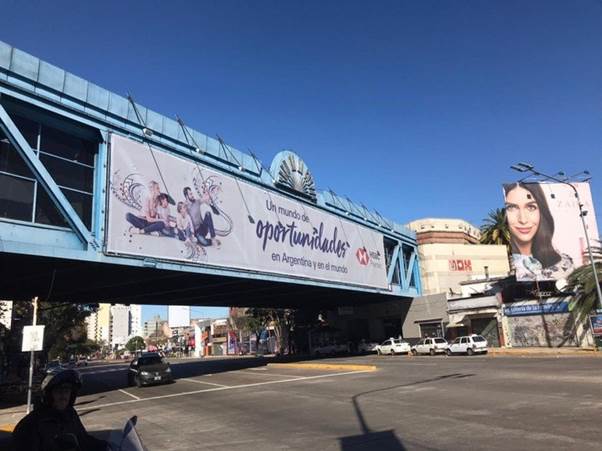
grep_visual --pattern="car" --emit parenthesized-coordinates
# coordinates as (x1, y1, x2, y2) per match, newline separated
(69, 357, 88, 367)
(358, 340, 379, 353)
(44, 359, 64, 375)
(411, 337, 449, 356)
(127, 352, 173, 387)
(376, 338, 411, 355)
(447, 335, 488, 356)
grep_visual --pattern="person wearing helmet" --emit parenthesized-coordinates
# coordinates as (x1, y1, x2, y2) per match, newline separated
(12, 369, 108, 451)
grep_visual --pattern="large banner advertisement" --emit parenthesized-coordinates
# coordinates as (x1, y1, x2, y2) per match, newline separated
(503, 182, 599, 282)
(106, 134, 388, 289)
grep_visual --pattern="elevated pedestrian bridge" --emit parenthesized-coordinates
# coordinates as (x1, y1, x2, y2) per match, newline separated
(0, 41, 420, 308)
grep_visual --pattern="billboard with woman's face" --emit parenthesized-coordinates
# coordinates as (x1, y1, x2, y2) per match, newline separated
(503, 182, 599, 282)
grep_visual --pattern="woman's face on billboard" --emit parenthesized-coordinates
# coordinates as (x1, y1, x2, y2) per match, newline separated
(505, 186, 540, 252)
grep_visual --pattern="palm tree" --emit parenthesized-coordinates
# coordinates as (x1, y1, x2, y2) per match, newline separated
(480, 208, 510, 247)
(567, 244, 602, 318)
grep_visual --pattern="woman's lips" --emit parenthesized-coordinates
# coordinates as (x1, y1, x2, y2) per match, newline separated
(515, 227, 532, 234)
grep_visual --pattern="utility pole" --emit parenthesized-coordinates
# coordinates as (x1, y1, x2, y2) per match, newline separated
(26, 296, 38, 414)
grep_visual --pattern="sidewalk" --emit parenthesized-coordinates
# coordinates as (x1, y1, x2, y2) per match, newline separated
(488, 347, 600, 357)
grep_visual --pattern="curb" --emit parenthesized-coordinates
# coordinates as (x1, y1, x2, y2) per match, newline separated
(488, 350, 601, 358)
(267, 363, 377, 372)
(0, 424, 15, 433)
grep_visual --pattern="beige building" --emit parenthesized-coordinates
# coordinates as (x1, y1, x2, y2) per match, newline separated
(406, 218, 510, 296)
(85, 303, 111, 344)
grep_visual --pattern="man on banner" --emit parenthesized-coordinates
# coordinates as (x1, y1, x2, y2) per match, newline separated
(183, 186, 221, 247)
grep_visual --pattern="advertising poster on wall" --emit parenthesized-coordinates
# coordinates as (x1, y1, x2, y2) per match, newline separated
(590, 314, 602, 337)
(106, 134, 388, 289)
(503, 182, 599, 282)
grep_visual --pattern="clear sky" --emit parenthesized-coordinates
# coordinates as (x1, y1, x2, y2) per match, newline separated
(3, 1, 601, 322)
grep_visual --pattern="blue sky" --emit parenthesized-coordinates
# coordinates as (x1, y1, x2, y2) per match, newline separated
(3, 1, 601, 322)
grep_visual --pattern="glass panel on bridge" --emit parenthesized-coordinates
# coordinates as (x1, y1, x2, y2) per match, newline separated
(0, 172, 34, 221)
(0, 129, 33, 177)
(0, 98, 98, 229)
(35, 188, 68, 227)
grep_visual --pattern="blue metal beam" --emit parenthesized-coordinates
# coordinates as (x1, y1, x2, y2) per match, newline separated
(0, 102, 97, 249)
(403, 250, 417, 291)
(386, 243, 401, 284)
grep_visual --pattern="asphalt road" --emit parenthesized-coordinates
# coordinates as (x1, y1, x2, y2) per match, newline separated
(3, 355, 602, 450)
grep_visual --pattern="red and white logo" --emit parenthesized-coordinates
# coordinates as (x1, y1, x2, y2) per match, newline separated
(356, 247, 370, 266)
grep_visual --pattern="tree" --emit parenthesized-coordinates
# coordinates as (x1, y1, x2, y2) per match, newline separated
(246, 308, 295, 355)
(480, 208, 511, 247)
(567, 244, 602, 319)
(7, 301, 97, 365)
(126, 336, 145, 352)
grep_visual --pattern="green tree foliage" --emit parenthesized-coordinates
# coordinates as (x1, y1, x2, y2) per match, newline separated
(125, 336, 146, 352)
(480, 208, 511, 246)
(8, 301, 97, 362)
(246, 308, 295, 355)
(567, 245, 602, 320)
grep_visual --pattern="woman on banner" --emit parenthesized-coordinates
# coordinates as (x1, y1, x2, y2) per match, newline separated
(126, 180, 166, 234)
(503, 182, 573, 281)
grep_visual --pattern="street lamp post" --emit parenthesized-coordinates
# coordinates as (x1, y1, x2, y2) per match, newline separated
(510, 163, 602, 310)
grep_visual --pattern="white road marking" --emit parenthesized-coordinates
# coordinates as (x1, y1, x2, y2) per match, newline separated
(180, 378, 229, 387)
(118, 389, 140, 400)
(241, 370, 305, 378)
(77, 370, 372, 412)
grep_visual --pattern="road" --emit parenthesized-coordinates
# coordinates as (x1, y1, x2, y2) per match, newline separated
(3, 355, 602, 450)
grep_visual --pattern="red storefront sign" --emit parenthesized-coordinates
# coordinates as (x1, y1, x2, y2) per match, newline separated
(449, 259, 472, 272)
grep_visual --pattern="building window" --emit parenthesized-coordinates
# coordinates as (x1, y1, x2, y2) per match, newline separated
(0, 98, 99, 229)
(419, 322, 443, 338)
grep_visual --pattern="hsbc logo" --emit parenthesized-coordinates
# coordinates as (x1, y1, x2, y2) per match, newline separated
(356, 247, 370, 265)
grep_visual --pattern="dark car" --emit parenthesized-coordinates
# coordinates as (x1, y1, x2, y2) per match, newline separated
(44, 359, 64, 375)
(127, 352, 173, 387)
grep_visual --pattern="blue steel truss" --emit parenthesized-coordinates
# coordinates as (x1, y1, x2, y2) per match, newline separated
(0, 40, 421, 300)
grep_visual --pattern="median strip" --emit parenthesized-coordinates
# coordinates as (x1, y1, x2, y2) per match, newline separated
(267, 363, 377, 372)
(0, 423, 15, 433)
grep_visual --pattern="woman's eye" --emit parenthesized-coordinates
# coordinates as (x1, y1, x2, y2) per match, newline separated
(527, 204, 538, 211)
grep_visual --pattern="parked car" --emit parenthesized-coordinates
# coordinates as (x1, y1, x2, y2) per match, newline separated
(127, 352, 173, 387)
(447, 335, 488, 356)
(376, 338, 411, 355)
(44, 359, 64, 375)
(358, 340, 379, 354)
(67, 356, 88, 367)
(312, 343, 349, 356)
(411, 337, 449, 356)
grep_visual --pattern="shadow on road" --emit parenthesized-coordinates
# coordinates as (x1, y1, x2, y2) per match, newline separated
(338, 373, 475, 451)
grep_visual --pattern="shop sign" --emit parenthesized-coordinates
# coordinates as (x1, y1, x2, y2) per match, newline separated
(590, 314, 602, 337)
(449, 259, 472, 271)
(503, 302, 569, 317)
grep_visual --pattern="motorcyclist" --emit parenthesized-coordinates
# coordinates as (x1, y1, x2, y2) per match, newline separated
(12, 368, 108, 451)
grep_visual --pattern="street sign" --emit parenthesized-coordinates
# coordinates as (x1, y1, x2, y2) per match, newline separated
(22, 325, 45, 352)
